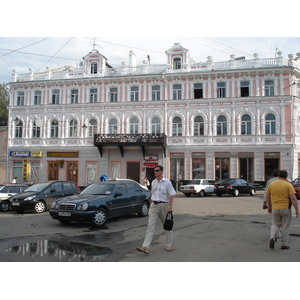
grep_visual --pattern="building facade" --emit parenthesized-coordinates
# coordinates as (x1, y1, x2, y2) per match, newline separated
(6, 43, 300, 187)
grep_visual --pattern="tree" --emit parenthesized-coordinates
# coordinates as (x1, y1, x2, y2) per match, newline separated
(0, 82, 9, 126)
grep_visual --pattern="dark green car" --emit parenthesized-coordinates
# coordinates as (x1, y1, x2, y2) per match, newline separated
(49, 180, 151, 227)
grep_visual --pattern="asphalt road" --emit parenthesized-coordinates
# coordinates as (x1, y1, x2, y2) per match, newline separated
(0, 191, 299, 262)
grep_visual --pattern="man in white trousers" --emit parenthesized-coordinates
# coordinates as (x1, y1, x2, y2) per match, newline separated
(137, 165, 176, 254)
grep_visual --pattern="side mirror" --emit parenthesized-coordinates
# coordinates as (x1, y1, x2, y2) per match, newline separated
(50, 189, 56, 193)
(115, 192, 122, 197)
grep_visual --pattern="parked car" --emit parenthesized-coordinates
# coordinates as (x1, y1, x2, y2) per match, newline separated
(179, 179, 215, 197)
(0, 183, 29, 212)
(10, 180, 80, 213)
(49, 180, 151, 227)
(214, 178, 256, 197)
(291, 178, 300, 199)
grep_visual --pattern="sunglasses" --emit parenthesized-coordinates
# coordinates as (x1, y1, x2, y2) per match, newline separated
(154, 169, 161, 172)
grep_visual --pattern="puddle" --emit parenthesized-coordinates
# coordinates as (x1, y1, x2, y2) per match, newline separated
(5, 240, 112, 262)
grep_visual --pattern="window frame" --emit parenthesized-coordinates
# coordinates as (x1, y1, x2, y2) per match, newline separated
(173, 84, 182, 100)
(264, 80, 275, 97)
(217, 115, 227, 135)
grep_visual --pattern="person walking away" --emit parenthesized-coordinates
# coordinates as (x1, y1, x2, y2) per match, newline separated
(263, 169, 279, 209)
(266, 170, 299, 250)
(12, 177, 17, 183)
(137, 165, 176, 254)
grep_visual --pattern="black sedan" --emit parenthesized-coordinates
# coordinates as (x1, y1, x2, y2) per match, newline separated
(49, 180, 151, 227)
(214, 178, 256, 197)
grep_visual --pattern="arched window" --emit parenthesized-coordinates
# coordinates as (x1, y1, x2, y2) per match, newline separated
(130, 117, 139, 134)
(15, 120, 23, 138)
(109, 118, 118, 134)
(265, 113, 276, 134)
(217, 115, 227, 135)
(69, 119, 78, 137)
(172, 116, 182, 136)
(173, 57, 182, 69)
(88, 119, 97, 137)
(32, 120, 41, 138)
(194, 116, 204, 136)
(50, 120, 59, 138)
(151, 117, 161, 134)
(241, 114, 252, 135)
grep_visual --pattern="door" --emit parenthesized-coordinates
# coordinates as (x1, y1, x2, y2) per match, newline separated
(66, 161, 78, 183)
(127, 162, 140, 183)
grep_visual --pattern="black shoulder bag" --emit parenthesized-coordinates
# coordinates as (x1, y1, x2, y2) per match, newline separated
(163, 212, 174, 231)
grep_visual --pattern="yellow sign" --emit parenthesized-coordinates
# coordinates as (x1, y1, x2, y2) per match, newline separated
(22, 159, 29, 181)
(47, 151, 79, 158)
(31, 151, 43, 157)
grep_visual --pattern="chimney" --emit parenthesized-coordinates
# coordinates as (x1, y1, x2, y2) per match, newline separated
(129, 50, 136, 67)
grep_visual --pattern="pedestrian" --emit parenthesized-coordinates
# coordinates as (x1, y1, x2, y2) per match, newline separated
(266, 170, 299, 250)
(137, 165, 176, 254)
(263, 169, 279, 209)
(143, 176, 150, 190)
(12, 177, 17, 183)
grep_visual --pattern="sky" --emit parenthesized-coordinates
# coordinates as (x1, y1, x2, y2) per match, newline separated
(0, 36, 299, 83)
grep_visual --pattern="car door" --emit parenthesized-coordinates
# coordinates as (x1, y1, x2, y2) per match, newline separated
(126, 182, 144, 213)
(43, 182, 64, 209)
(107, 183, 130, 217)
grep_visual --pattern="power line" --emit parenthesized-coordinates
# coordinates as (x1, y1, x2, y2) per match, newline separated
(0, 37, 49, 57)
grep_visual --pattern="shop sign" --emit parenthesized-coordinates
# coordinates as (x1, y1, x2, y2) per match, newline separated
(22, 159, 29, 181)
(47, 151, 79, 158)
(10, 151, 30, 157)
(31, 151, 43, 157)
(144, 155, 158, 167)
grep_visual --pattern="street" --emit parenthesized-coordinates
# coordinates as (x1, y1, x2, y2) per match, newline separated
(0, 191, 299, 262)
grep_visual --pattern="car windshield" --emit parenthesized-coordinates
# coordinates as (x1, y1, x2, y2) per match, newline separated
(25, 182, 50, 192)
(81, 183, 115, 195)
(292, 179, 300, 185)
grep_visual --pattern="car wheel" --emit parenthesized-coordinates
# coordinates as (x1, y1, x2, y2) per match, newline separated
(185, 193, 191, 197)
(199, 190, 205, 197)
(91, 208, 108, 227)
(250, 188, 255, 196)
(0, 201, 10, 212)
(138, 201, 149, 217)
(234, 189, 239, 197)
(34, 201, 46, 213)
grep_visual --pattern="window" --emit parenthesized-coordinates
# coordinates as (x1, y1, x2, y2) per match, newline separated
(17, 92, 24, 106)
(173, 57, 182, 69)
(217, 82, 226, 98)
(194, 116, 204, 136)
(265, 80, 274, 96)
(152, 86, 161, 101)
(71, 89, 78, 104)
(110, 88, 118, 102)
(50, 120, 59, 138)
(15, 120, 23, 138)
(130, 117, 139, 134)
(241, 114, 252, 135)
(265, 113, 276, 134)
(130, 87, 139, 102)
(69, 119, 78, 137)
(172, 116, 182, 136)
(173, 84, 182, 100)
(90, 89, 98, 103)
(151, 117, 161, 134)
(109, 118, 118, 134)
(32, 120, 41, 138)
(34, 91, 42, 105)
(88, 119, 97, 137)
(217, 115, 227, 135)
(91, 62, 98, 74)
(52, 90, 60, 104)
(240, 81, 250, 97)
(194, 83, 203, 99)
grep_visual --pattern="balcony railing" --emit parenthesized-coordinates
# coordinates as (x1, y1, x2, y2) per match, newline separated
(94, 133, 167, 157)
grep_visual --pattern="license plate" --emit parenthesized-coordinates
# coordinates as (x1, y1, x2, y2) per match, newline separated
(58, 212, 71, 217)
(219, 186, 224, 188)
(12, 202, 20, 206)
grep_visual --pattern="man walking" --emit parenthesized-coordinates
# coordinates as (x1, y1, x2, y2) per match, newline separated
(266, 170, 299, 250)
(137, 165, 176, 254)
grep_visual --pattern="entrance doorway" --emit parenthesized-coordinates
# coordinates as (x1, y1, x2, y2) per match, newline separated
(127, 162, 140, 183)
(239, 158, 254, 182)
(66, 161, 78, 184)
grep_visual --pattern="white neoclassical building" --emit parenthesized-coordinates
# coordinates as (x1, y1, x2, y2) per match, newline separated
(6, 43, 300, 187)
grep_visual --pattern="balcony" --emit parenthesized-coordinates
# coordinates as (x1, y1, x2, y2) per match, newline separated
(94, 133, 167, 157)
